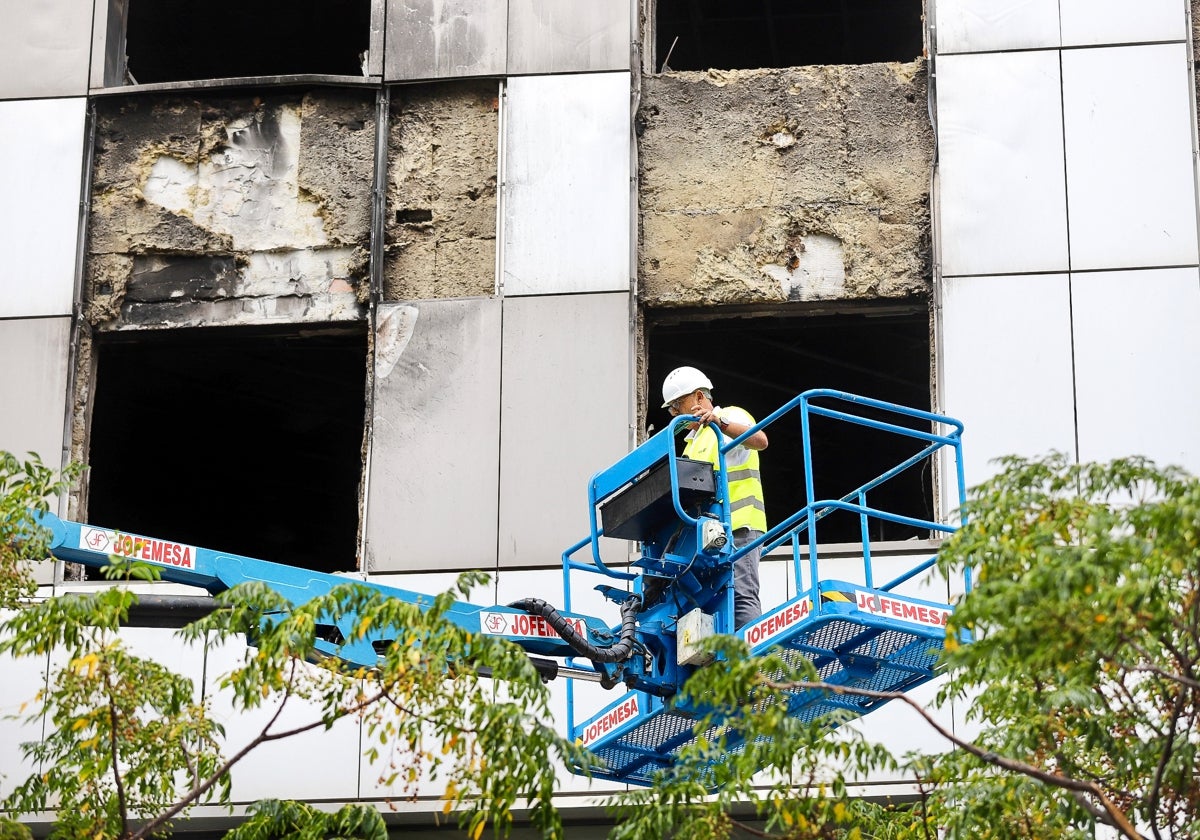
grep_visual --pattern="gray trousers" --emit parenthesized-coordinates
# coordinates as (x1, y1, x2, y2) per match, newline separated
(732, 527, 763, 630)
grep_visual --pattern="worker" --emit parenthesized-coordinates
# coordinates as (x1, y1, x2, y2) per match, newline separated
(661, 366, 768, 630)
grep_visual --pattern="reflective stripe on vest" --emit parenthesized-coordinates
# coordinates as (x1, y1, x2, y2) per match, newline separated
(682, 422, 766, 532)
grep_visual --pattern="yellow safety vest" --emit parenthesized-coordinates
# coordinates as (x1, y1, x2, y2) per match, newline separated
(682, 406, 766, 533)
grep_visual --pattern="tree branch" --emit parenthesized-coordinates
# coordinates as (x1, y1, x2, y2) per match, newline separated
(762, 678, 1147, 840)
(1146, 686, 1185, 840)
(100, 663, 130, 840)
(132, 661, 390, 839)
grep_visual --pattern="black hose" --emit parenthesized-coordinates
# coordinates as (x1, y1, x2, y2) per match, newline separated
(508, 594, 642, 665)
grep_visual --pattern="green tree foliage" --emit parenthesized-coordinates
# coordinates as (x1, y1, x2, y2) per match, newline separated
(1, 584, 227, 840)
(610, 454, 1199, 840)
(223, 799, 387, 840)
(1, 573, 581, 840)
(0, 451, 584, 839)
(0, 452, 83, 609)
(926, 454, 1199, 839)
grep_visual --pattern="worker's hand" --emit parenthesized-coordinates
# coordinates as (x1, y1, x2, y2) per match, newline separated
(691, 407, 721, 427)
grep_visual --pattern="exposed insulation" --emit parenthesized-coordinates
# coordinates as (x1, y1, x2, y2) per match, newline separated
(384, 80, 500, 301)
(638, 62, 933, 307)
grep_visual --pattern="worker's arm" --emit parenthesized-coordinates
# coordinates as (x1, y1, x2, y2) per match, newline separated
(719, 415, 768, 450)
(693, 407, 768, 450)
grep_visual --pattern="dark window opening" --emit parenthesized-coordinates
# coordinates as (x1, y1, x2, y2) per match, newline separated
(654, 0, 924, 72)
(647, 306, 933, 544)
(87, 324, 367, 574)
(122, 0, 370, 85)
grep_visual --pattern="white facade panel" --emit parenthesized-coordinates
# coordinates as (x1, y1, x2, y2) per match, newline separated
(934, 0, 1060, 54)
(203, 637, 362, 803)
(937, 52, 1068, 277)
(502, 73, 630, 296)
(0, 98, 86, 318)
(0, 616, 49, 791)
(1059, 0, 1186, 47)
(940, 275, 1077, 489)
(366, 299, 502, 573)
(1072, 268, 1200, 473)
(0, 317, 71, 469)
(498, 293, 631, 568)
(1061, 44, 1198, 271)
(507, 0, 629, 75)
(384, 0, 507, 80)
(0, 0, 93, 98)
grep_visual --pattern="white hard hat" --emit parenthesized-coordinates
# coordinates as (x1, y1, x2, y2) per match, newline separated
(661, 366, 713, 408)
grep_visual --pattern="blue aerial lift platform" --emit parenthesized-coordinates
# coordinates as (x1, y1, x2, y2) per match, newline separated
(38, 389, 967, 788)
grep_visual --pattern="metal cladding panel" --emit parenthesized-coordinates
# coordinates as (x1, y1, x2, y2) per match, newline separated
(384, 0, 506, 80)
(937, 52, 1068, 276)
(940, 275, 1076, 490)
(1059, 0, 1185, 47)
(367, 0, 386, 77)
(0, 317, 71, 468)
(1062, 44, 1198, 272)
(0, 619, 49, 786)
(201, 637, 361, 802)
(0, 98, 86, 318)
(1072, 268, 1200, 474)
(0, 0, 93, 98)
(366, 299, 502, 572)
(90, 0, 127, 89)
(498, 292, 631, 568)
(507, 0, 629, 75)
(935, 0, 1060, 53)
(502, 73, 631, 296)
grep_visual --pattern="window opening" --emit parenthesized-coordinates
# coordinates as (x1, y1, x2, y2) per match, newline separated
(87, 324, 367, 573)
(119, 0, 371, 85)
(653, 0, 923, 72)
(647, 307, 932, 544)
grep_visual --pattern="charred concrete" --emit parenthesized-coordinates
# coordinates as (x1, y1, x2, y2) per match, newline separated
(85, 90, 374, 331)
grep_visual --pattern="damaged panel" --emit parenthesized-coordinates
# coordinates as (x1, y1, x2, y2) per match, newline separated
(90, 0, 128, 89)
(507, 0, 629, 75)
(0, 0, 92, 98)
(638, 64, 932, 307)
(384, 81, 499, 300)
(0, 98, 86, 318)
(385, 0, 506, 81)
(502, 73, 631, 296)
(366, 298, 501, 572)
(85, 91, 373, 329)
(498, 292, 631, 569)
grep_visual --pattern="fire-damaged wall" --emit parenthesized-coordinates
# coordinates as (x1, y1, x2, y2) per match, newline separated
(84, 90, 375, 330)
(637, 61, 932, 307)
(384, 80, 500, 301)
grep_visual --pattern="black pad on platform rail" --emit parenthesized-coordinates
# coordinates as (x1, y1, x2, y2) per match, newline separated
(599, 457, 715, 542)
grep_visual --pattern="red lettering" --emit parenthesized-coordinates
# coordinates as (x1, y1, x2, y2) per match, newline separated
(582, 697, 639, 746)
(746, 599, 811, 647)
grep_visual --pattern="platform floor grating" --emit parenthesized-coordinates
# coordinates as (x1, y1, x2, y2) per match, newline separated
(583, 615, 946, 787)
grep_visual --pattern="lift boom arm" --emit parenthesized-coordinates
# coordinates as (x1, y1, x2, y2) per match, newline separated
(39, 389, 969, 786)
